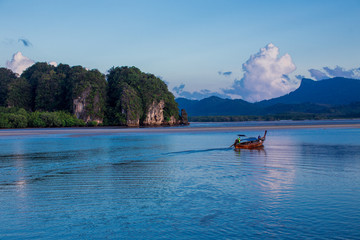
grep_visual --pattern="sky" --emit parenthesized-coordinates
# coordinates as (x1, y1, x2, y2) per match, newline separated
(1, 0, 360, 102)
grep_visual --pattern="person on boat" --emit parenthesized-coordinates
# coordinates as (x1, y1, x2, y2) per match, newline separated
(234, 136, 241, 146)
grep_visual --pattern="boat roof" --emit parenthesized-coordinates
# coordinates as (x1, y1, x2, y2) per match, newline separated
(241, 137, 258, 142)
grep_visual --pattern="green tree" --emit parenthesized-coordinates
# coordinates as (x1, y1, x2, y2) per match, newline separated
(35, 69, 64, 111)
(21, 62, 55, 111)
(55, 64, 73, 111)
(0, 108, 28, 128)
(7, 77, 32, 110)
(0, 68, 17, 107)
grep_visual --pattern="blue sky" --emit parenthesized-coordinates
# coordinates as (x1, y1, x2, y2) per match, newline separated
(1, 0, 360, 101)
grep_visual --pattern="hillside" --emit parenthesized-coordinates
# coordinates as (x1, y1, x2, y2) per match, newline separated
(258, 77, 360, 106)
(176, 77, 360, 118)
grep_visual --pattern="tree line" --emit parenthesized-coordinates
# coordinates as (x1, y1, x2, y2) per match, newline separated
(0, 107, 85, 128)
(189, 102, 360, 122)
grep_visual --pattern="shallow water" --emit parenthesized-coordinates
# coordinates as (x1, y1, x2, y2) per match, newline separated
(1, 126, 360, 239)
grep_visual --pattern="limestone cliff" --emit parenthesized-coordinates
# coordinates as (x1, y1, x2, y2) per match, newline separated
(72, 68, 106, 124)
(167, 116, 178, 125)
(142, 101, 189, 126)
(73, 86, 103, 124)
(143, 100, 165, 126)
(119, 82, 142, 127)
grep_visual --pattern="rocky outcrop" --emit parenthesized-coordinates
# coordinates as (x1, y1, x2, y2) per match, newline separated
(126, 118, 140, 127)
(73, 87, 103, 124)
(143, 100, 165, 126)
(73, 87, 90, 121)
(168, 116, 178, 125)
(140, 100, 188, 127)
(179, 109, 189, 125)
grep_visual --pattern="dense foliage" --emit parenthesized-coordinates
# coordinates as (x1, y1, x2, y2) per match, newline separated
(0, 68, 17, 107)
(106, 66, 179, 125)
(0, 64, 107, 127)
(0, 65, 181, 128)
(0, 107, 85, 128)
(19, 63, 107, 117)
(7, 77, 32, 110)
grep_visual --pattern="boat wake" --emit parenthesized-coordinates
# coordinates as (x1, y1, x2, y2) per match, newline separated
(164, 147, 232, 156)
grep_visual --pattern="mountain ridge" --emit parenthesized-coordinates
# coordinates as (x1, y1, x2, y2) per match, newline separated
(258, 77, 360, 106)
(176, 77, 360, 117)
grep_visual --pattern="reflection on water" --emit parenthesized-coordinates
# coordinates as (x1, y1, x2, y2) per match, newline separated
(0, 128, 360, 239)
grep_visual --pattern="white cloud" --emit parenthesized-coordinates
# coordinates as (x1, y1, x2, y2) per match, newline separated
(49, 61, 58, 67)
(6, 52, 58, 75)
(224, 43, 298, 102)
(6, 52, 35, 75)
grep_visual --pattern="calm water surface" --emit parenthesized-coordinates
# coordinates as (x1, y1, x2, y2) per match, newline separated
(1, 124, 360, 239)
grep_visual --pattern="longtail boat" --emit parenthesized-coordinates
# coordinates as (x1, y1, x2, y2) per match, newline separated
(232, 130, 267, 149)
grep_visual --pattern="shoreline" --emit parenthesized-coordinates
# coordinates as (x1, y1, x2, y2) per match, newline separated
(1, 122, 360, 137)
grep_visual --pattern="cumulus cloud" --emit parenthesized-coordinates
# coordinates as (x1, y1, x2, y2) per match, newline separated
(49, 61, 58, 67)
(18, 38, 32, 47)
(224, 43, 298, 102)
(6, 52, 58, 74)
(172, 44, 299, 102)
(6, 52, 35, 75)
(172, 83, 230, 100)
(308, 66, 360, 80)
(172, 45, 360, 102)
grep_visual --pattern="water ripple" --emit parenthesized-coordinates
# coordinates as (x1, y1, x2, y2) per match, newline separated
(1, 128, 360, 239)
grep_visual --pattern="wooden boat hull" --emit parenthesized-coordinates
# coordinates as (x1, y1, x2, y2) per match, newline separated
(234, 141, 264, 149)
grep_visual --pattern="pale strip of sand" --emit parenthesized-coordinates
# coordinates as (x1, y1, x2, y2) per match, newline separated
(0, 123, 360, 137)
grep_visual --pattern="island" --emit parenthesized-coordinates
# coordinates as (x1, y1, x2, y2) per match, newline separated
(0, 64, 189, 128)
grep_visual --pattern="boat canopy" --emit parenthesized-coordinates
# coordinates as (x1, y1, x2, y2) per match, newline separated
(241, 137, 258, 142)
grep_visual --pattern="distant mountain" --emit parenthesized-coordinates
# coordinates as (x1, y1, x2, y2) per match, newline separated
(176, 96, 260, 116)
(176, 77, 360, 117)
(258, 77, 360, 106)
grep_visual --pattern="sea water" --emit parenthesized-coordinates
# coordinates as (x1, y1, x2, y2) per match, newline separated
(0, 124, 360, 239)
